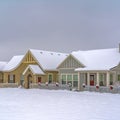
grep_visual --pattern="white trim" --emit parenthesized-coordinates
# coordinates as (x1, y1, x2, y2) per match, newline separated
(96, 72, 99, 86)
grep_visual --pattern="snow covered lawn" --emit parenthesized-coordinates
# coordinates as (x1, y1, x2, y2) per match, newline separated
(0, 88, 120, 120)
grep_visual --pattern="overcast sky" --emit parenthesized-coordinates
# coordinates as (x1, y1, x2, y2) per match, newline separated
(0, 0, 120, 61)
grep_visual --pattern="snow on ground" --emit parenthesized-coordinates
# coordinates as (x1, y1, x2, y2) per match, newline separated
(0, 88, 120, 120)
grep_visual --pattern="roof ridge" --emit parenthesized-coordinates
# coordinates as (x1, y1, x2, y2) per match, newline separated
(29, 49, 68, 55)
(72, 48, 118, 53)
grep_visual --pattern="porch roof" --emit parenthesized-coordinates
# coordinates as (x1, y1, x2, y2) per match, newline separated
(75, 67, 110, 72)
(23, 65, 45, 75)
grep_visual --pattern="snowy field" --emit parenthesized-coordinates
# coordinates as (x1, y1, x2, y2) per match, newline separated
(0, 88, 120, 120)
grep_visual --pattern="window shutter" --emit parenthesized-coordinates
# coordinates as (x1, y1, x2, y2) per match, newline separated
(13, 75, 15, 83)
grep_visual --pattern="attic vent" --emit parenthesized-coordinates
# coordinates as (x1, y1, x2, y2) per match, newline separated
(58, 54, 60, 56)
(51, 53, 53, 55)
(66, 55, 68, 56)
(40, 52, 43, 54)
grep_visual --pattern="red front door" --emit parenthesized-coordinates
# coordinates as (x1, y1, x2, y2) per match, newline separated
(38, 77, 41, 83)
(90, 75, 94, 86)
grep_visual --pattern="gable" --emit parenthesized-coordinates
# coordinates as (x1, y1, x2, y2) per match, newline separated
(22, 51, 37, 64)
(111, 63, 120, 71)
(30, 49, 68, 70)
(23, 65, 45, 75)
(58, 55, 84, 69)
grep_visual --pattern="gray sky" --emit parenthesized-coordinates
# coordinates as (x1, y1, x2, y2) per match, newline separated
(0, 0, 120, 61)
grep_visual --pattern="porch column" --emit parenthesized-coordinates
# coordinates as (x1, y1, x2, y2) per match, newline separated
(106, 72, 110, 87)
(78, 72, 80, 91)
(87, 72, 90, 86)
(34, 76, 37, 83)
(96, 72, 99, 86)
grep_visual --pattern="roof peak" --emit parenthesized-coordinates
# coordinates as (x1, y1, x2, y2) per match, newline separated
(29, 48, 68, 55)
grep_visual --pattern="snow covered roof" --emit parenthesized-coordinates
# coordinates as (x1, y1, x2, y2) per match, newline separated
(0, 62, 7, 71)
(73, 48, 120, 71)
(30, 49, 68, 71)
(2, 48, 119, 72)
(3, 55, 24, 71)
(23, 65, 45, 75)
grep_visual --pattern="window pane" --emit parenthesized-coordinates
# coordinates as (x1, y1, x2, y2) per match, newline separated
(99, 74, 104, 86)
(48, 74, 52, 83)
(10, 75, 13, 81)
(9, 75, 15, 83)
(110, 74, 113, 85)
(73, 81, 78, 87)
(73, 75, 78, 81)
(118, 75, 120, 81)
(67, 75, 72, 81)
(62, 75, 66, 84)
(62, 75, 66, 81)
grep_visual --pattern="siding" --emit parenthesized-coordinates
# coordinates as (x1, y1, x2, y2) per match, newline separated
(59, 55, 83, 68)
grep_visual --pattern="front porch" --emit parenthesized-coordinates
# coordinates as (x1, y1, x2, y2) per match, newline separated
(78, 71, 116, 90)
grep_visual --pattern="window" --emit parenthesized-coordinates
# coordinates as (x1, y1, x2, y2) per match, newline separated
(48, 74, 53, 83)
(67, 75, 72, 85)
(0, 73, 3, 83)
(73, 75, 78, 81)
(8, 74, 15, 83)
(110, 74, 113, 85)
(67, 75, 72, 81)
(20, 75, 24, 85)
(118, 75, 120, 81)
(99, 74, 104, 86)
(73, 75, 78, 87)
(61, 75, 66, 84)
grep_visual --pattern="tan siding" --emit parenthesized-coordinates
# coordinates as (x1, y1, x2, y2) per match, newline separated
(3, 51, 38, 85)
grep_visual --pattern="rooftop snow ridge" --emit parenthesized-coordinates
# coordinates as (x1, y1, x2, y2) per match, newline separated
(29, 49, 68, 56)
(77, 48, 118, 52)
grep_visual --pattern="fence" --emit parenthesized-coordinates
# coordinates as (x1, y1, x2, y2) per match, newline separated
(0, 83, 18, 88)
(82, 86, 120, 94)
(30, 83, 71, 90)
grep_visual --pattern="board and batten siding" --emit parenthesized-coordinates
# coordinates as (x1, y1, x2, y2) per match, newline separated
(58, 55, 84, 88)
(58, 55, 84, 69)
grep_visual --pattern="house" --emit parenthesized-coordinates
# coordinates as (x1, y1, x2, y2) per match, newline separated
(0, 46, 120, 91)
(0, 49, 68, 88)
(57, 47, 120, 91)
